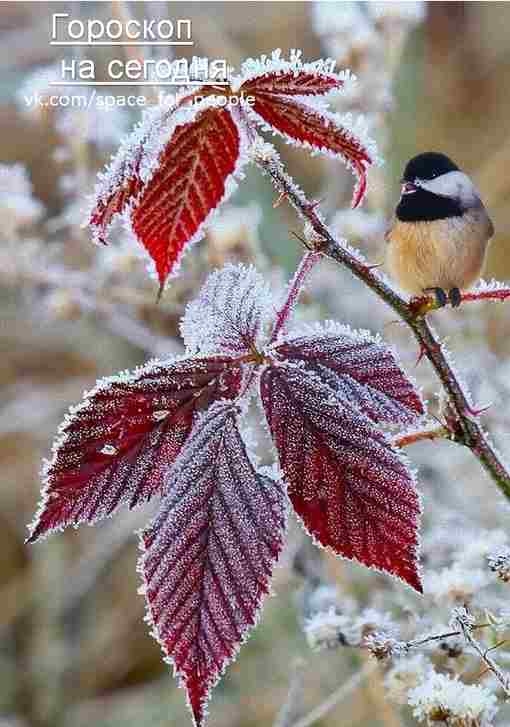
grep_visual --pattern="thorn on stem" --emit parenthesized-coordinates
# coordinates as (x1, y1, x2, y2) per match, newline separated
(415, 343, 427, 367)
(465, 402, 492, 418)
(273, 191, 287, 209)
(305, 197, 324, 212)
(290, 230, 315, 253)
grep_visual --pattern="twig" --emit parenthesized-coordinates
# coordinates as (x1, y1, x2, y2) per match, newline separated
(256, 152, 510, 502)
(290, 661, 376, 727)
(273, 658, 308, 727)
(455, 609, 510, 698)
(392, 426, 450, 449)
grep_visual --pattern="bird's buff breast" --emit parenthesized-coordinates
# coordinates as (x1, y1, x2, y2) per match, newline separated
(386, 212, 491, 295)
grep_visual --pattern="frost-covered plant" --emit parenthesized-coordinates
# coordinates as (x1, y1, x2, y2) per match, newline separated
(87, 49, 377, 295)
(26, 49, 510, 727)
(408, 671, 498, 727)
(28, 261, 424, 725)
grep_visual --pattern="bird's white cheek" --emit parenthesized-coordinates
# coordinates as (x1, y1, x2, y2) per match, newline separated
(417, 171, 479, 206)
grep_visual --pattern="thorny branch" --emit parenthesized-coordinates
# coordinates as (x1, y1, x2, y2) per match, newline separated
(256, 152, 510, 502)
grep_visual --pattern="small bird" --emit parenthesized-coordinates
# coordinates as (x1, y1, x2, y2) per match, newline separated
(386, 152, 494, 307)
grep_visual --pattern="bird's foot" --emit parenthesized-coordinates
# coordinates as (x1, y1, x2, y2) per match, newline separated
(449, 287, 462, 308)
(409, 288, 446, 317)
(423, 287, 448, 308)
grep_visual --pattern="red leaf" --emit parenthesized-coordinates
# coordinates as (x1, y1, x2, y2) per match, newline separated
(27, 356, 244, 543)
(88, 106, 171, 245)
(240, 70, 346, 98)
(140, 403, 287, 726)
(273, 323, 424, 424)
(245, 98, 373, 207)
(89, 102, 246, 291)
(132, 106, 242, 291)
(260, 362, 422, 591)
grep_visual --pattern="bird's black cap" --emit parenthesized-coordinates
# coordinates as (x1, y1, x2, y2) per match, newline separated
(402, 152, 459, 182)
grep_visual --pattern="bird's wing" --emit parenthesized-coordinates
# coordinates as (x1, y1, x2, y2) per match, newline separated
(384, 215, 396, 243)
(485, 208, 495, 240)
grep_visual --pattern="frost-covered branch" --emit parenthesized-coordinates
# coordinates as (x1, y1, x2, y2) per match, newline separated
(256, 150, 510, 502)
(454, 608, 510, 699)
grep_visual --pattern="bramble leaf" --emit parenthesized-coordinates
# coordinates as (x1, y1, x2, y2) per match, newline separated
(27, 356, 244, 543)
(237, 49, 352, 98)
(239, 70, 349, 98)
(272, 322, 424, 424)
(140, 402, 287, 726)
(89, 100, 247, 292)
(181, 263, 276, 355)
(245, 97, 374, 207)
(260, 360, 422, 591)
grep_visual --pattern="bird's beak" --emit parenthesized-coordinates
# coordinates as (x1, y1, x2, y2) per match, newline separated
(401, 181, 418, 195)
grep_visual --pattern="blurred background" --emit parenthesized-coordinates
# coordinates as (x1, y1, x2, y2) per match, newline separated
(2, 3, 510, 727)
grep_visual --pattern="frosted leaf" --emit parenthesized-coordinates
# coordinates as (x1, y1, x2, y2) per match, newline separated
(139, 402, 287, 726)
(181, 263, 276, 355)
(270, 321, 424, 424)
(242, 96, 378, 207)
(260, 361, 422, 591)
(88, 97, 249, 292)
(27, 355, 244, 542)
(234, 48, 354, 97)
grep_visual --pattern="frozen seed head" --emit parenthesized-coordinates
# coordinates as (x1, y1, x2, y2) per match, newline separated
(408, 671, 498, 727)
(423, 565, 489, 604)
(385, 654, 432, 705)
(487, 547, 510, 582)
(365, 631, 404, 660)
(304, 608, 351, 651)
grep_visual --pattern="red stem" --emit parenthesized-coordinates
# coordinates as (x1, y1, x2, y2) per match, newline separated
(270, 250, 321, 343)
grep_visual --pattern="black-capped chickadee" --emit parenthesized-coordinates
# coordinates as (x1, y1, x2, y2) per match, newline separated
(386, 152, 494, 307)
